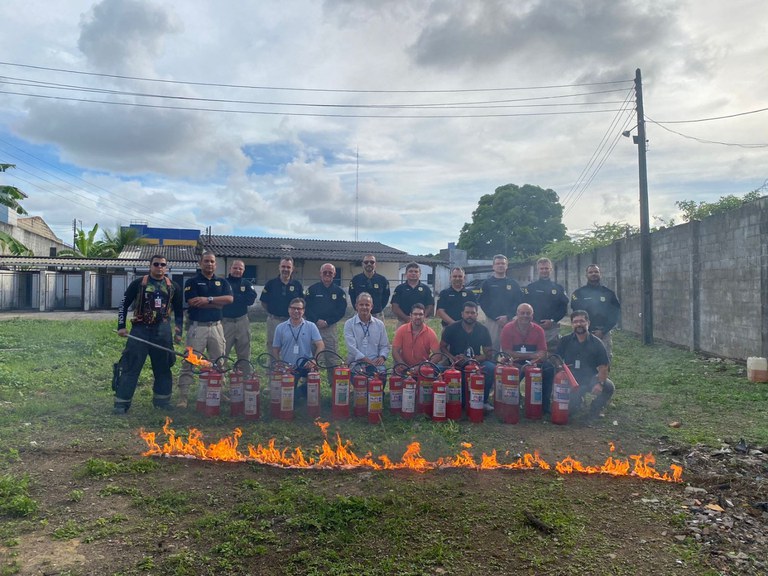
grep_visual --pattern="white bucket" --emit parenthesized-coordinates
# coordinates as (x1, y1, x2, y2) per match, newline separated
(746, 357, 768, 383)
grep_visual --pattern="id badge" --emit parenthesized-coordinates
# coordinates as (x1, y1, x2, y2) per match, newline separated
(362, 337, 369, 348)
(154, 296, 162, 309)
(293, 345, 299, 354)
(575, 360, 581, 370)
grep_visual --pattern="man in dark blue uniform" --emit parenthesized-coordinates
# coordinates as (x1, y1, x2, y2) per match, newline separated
(305, 263, 347, 375)
(523, 257, 569, 351)
(391, 262, 434, 325)
(570, 264, 621, 359)
(223, 260, 257, 366)
(176, 251, 233, 408)
(436, 267, 477, 329)
(260, 256, 303, 352)
(348, 254, 390, 318)
(114, 254, 183, 414)
(478, 254, 523, 353)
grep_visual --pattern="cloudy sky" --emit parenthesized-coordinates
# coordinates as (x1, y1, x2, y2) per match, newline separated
(1, 0, 766, 255)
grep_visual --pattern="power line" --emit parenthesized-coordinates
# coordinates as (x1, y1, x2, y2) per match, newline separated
(0, 60, 633, 94)
(646, 116, 768, 148)
(647, 106, 768, 124)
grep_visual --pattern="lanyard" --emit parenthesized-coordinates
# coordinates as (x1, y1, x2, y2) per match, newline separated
(360, 320, 371, 339)
(289, 322, 303, 345)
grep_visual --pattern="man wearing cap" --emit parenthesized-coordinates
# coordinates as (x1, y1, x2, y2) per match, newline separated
(176, 251, 233, 408)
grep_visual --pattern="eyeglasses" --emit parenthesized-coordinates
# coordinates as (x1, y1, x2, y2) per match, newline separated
(321, 271, 335, 275)
(152, 262, 167, 267)
(362, 261, 375, 265)
(290, 306, 304, 311)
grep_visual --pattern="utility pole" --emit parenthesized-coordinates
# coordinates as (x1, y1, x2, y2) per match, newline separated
(635, 68, 653, 345)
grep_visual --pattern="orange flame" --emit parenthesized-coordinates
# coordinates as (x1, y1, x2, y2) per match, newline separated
(184, 347, 213, 369)
(139, 418, 682, 482)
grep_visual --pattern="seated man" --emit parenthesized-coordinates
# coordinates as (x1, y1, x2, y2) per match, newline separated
(556, 310, 615, 418)
(343, 292, 389, 384)
(272, 298, 324, 391)
(499, 303, 555, 414)
(439, 301, 495, 410)
(392, 303, 441, 367)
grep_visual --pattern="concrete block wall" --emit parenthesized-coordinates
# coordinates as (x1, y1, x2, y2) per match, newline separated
(650, 224, 693, 346)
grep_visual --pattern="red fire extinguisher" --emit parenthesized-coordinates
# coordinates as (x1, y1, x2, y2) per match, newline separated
(229, 370, 245, 416)
(196, 369, 210, 413)
(432, 376, 447, 422)
(463, 361, 479, 411)
(243, 372, 260, 421)
(306, 369, 321, 418)
(204, 370, 223, 417)
(389, 369, 404, 414)
(551, 369, 570, 425)
(331, 366, 351, 420)
(443, 365, 463, 421)
(417, 363, 435, 417)
(279, 371, 295, 421)
(353, 372, 368, 417)
(524, 365, 543, 420)
(467, 367, 485, 423)
(499, 363, 520, 424)
(494, 363, 507, 422)
(400, 372, 417, 419)
(269, 370, 282, 419)
(367, 373, 384, 424)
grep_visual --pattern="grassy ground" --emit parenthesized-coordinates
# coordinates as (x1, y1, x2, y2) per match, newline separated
(0, 318, 766, 575)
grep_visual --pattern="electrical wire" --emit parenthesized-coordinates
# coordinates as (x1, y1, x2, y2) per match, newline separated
(646, 116, 768, 148)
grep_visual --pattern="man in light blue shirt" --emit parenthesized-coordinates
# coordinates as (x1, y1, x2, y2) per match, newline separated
(343, 292, 389, 383)
(272, 298, 324, 386)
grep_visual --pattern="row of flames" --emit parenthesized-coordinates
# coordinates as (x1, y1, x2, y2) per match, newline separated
(139, 418, 683, 483)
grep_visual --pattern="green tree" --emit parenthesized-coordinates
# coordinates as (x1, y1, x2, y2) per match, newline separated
(1, 163, 28, 216)
(542, 221, 638, 260)
(0, 231, 33, 256)
(676, 190, 762, 222)
(58, 223, 112, 258)
(457, 183, 567, 259)
(102, 226, 147, 257)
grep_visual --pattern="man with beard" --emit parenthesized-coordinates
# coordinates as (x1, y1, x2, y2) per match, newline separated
(222, 260, 257, 367)
(391, 262, 434, 325)
(556, 310, 614, 418)
(570, 264, 621, 359)
(523, 257, 569, 351)
(436, 267, 477, 328)
(500, 303, 556, 414)
(439, 301, 495, 410)
(392, 303, 440, 366)
(348, 254, 390, 319)
(260, 256, 303, 353)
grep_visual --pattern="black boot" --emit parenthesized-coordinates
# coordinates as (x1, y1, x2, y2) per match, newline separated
(113, 402, 130, 415)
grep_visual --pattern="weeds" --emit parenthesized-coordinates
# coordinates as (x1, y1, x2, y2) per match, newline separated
(0, 474, 37, 517)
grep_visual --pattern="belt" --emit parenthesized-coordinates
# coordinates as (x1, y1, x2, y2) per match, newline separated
(222, 316, 245, 322)
(192, 321, 220, 327)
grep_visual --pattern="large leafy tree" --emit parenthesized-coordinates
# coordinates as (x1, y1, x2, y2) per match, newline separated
(1, 163, 28, 216)
(58, 223, 113, 258)
(0, 231, 33, 256)
(102, 226, 147, 257)
(457, 183, 567, 260)
(542, 221, 639, 260)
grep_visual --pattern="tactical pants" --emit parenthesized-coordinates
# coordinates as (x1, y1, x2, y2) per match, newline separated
(177, 321, 226, 400)
(223, 315, 252, 363)
(114, 322, 174, 409)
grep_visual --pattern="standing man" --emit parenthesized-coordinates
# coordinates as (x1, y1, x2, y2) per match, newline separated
(113, 255, 183, 414)
(343, 292, 389, 382)
(500, 303, 555, 414)
(523, 257, 569, 351)
(222, 260, 257, 367)
(556, 310, 614, 418)
(478, 254, 523, 353)
(272, 297, 324, 389)
(348, 254, 390, 319)
(177, 251, 233, 408)
(392, 303, 441, 366)
(305, 263, 347, 373)
(260, 256, 303, 353)
(570, 264, 621, 359)
(436, 267, 477, 328)
(391, 262, 435, 325)
(439, 301, 495, 410)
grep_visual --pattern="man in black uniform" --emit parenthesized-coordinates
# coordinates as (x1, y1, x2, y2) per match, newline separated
(176, 251, 233, 408)
(391, 262, 434, 325)
(348, 254, 390, 318)
(556, 310, 614, 418)
(570, 264, 621, 359)
(260, 256, 303, 352)
(305, 262, 347, 375)
(114, 254, 183, 414)
(478, 254, 523, 353)
(223, 260, 257, 366)
(436, 267, 477, 329)
(523, 257, 569, 351)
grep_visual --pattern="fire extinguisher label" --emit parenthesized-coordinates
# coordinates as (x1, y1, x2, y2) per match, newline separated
(390, 390, 402, 409)
(469, 390, 484, 409)
(433, 394, 446, 417)
(281, 387, 295, 411)
(502, 385, 519, 405)
(244, 392, 258, 413)
(402, 387, 416, 412)
(230, 384, 243, 403)
(335, 382, 349, 405)
(368, 393, 383, 412)
(554, 386, 569, 403)
(307, 382, 319, 406)
(531, 380, 542, 405)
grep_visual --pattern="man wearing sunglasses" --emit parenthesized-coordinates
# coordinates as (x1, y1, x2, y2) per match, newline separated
(114, 255, 183, 414)
(348, 255, 390, 319)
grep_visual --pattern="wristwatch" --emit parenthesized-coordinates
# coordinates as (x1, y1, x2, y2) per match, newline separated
(207, 296, 213, 304)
